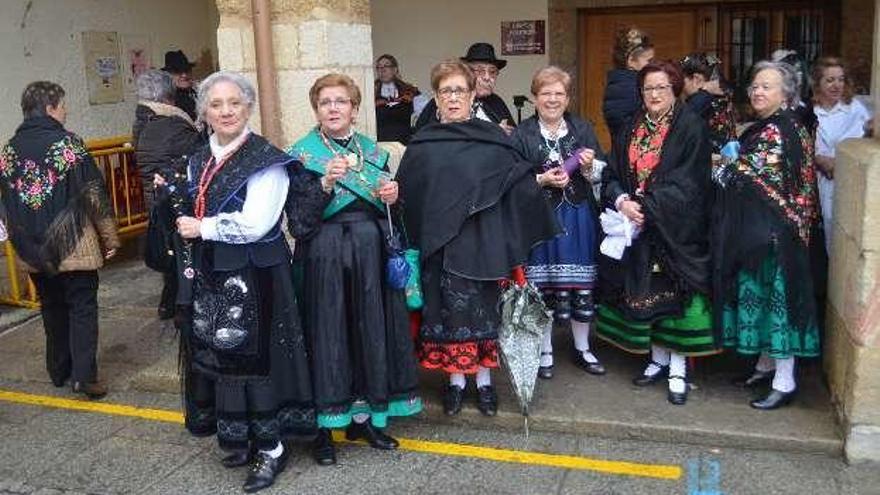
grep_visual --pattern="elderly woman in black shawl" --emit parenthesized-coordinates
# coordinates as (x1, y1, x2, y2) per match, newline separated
(715, 61, 821, 410)
(511, 66, 607, 380)
(596, 60, 715, 406)
(398, 60, 558, 417)
(168, 71, 315, 493)
(0, 81, 118, 400)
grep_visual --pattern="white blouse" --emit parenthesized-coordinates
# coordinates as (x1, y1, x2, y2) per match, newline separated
(814, 99, 871, 158)
(196, 130, 290, 244)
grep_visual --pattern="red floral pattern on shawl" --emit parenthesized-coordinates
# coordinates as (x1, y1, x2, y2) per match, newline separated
(734, 121, 818, 243)
(628, 111, 672, 192)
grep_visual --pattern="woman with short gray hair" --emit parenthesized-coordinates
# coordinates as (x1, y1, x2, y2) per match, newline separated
(195, 71, 256, 122)
(713, 61, 821, 410)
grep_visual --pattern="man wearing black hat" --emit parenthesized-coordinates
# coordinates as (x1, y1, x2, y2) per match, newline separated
(161, 50, 198, 121)
(414, 42, 515, 133)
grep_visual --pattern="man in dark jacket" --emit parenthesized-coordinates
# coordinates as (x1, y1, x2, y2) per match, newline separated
(414, 43, 515, 133)
(133, 69, 204, 320)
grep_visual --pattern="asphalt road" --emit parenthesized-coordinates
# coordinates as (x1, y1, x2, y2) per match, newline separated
(0, 379, 877, 495)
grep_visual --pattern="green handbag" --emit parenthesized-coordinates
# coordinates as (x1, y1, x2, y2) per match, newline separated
(403, 248, 423, 311)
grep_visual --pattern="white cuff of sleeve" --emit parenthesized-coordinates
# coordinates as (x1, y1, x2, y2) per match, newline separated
(614, 194, 630, 211)
(199, 217, 218, 241)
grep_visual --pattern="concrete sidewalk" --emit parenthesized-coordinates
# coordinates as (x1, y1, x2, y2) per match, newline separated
(0, 257, 842, 457)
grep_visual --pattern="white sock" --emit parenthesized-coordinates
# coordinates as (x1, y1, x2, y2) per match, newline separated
(755, 352, 776, 373)
(668, 352, 687, 394)
(475, 366, 492, 388)
(540, 323, 554, 367)
(772, 357, 796, 393)
(644, 345, 670, 376)
(261, 441, 284, 459)
(571, 321, 591, 352)
(449, 372, 465, 389)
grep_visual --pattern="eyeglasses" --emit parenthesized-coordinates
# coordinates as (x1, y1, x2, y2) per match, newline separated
(471, 68, 498, 77)
(437, 87, 470, 100)
(642, 84, 672, 95)
(375, 64, 395, 70)
(317, 98, 352, 109)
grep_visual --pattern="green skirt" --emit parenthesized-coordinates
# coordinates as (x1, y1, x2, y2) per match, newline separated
(317, 395, 423, 429)
(722, 254, 819, 358)
(596, 294, 717, 356)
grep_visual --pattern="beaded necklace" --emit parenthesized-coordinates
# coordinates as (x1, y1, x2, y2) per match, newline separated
(194, 155, 230, 219)
(539, 118, 567, 166)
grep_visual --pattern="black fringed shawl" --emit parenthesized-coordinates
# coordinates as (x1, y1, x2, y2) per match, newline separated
(712, 108, 820, 331)
(0, 116, 113, 274)
(600, 105, 713, 323)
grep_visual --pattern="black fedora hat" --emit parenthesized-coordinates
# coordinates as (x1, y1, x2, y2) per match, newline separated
(461, 43, 507, 70)
(161, 50, 196, 73)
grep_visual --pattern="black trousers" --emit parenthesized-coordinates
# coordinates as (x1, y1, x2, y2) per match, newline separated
(30, 271, 100, 384)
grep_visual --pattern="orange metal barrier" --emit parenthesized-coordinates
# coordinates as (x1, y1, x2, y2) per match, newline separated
(1, 135, 145, 309)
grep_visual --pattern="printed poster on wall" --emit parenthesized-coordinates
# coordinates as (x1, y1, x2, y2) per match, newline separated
(122, 34, 152, 96)
(82, 31, 123, 105)
(501, 20, 546, 56)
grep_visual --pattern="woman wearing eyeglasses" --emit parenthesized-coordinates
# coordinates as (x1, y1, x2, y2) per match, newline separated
(596, 60, 715, 406)
(374, 54, 420, 144)
(714, 61, 821, 410)
(510, 66, 607, 380)
(286, 73, 421, 466)
(398, 60, 559, 418)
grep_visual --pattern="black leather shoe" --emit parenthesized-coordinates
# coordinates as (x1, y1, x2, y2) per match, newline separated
(443, 385, 464, 416)
(632, 362, 668, 386)
(750, 389, 795, 410)
(573, 350, 606, 376)
(221, 450, 252, 468)
(243, 448, 290, 493)
(71, 381, 107, 400)
(477, 385, 498, 417)
(667, 375, 688, 405)
(732, 370, 774, 388)
(554, 291, 572, 321)
(538, 365, 554, 380)
(311, 428, 336, 466)
(345, 422, 399, 450)
(50, 374, 69, 388)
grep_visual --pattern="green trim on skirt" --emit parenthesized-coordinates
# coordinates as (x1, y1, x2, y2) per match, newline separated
(318, 396, 423, 429)
(596, 294, 717, 356)
(722, 254, 820, 358)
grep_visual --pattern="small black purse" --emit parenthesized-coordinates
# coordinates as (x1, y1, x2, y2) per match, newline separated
(144, 191, 175, 273)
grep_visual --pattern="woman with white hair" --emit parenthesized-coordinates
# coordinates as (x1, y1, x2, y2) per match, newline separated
(165, 71, 316, 492)
(714, 60, 821, 410)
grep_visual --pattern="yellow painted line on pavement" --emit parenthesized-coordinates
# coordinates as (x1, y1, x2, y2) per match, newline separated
(0, 389, 184, 424)
(0, 388, 681, 480)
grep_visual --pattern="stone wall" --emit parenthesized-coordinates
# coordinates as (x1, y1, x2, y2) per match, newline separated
(216, 0, 376, 148)
(825, 138, 880, 463)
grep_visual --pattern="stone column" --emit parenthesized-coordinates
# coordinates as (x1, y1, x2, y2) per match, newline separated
(215, 0, 376, 149)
